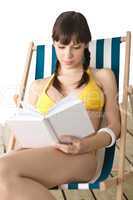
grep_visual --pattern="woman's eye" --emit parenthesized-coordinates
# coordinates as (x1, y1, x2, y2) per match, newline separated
(73, 46, 81, 49)
(58, 46, 65, 49)
(58, 45, 81, 49)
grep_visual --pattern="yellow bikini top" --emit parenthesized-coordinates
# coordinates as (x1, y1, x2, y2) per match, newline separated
(36, 68, 105, 114)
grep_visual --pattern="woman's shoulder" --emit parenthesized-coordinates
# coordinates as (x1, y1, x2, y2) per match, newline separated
(90, 67, 116, 88)
(30, 75, 53, 92)
(90, 67, 114, 75)
(28, 75, 54, 106)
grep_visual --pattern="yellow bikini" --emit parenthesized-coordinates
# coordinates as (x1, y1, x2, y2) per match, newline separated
(36, 68, 105, 114)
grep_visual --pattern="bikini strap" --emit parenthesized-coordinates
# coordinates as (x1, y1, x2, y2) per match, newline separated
(89, 67, 103, 88)
(86, 68, 93, 80)
(42, 73, 55, 93)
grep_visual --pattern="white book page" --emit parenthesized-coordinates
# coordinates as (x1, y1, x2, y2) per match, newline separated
(5, 105, 59, 148)
(6, 117, 58, 148)
(47, 102, 95, 139)
(11, 105, 45, 121)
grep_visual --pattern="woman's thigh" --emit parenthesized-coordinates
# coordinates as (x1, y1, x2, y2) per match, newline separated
(0, 147, 97, 188)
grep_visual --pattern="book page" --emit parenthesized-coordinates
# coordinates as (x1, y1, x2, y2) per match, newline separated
(6, 109, 58, 148)
(15, 104, 45, 119)
(47, 102, 95, 139)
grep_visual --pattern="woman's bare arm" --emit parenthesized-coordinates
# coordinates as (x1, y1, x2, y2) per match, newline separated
(99, 69, 120, 138)
(53, 69, 121, 154)
(80, 68, 121, 152)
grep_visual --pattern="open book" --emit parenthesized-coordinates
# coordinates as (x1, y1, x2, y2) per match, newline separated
(6, 93, 95, 148)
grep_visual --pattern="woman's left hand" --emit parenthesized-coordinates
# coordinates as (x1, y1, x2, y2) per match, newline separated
(53, 135, 83, 155)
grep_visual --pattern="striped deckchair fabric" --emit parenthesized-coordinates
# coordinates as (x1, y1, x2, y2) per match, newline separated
(34, 37, 121, 189)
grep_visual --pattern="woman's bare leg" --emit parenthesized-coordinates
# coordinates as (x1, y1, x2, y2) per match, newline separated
(0, 146, 97, 200)
(1, 176, 57, 200)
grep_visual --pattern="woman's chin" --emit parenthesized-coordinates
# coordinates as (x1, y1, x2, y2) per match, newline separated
(62, 62, 79, 68)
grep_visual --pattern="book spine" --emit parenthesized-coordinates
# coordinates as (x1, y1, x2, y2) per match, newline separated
(44, 119, 59, 142)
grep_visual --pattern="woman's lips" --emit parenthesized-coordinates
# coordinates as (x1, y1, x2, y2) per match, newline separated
(63, 60, 73, 65)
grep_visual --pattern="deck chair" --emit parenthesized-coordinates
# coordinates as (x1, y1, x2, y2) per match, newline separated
(7, 31, 133, 200)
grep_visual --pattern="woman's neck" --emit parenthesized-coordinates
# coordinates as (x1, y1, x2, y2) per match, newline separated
(58, 65, 83, 77)
(56, 65, 85, 93)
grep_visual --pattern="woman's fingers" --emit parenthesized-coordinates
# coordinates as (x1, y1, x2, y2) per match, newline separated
(54, 142, 80, 154)
(59, 135, 79, 144)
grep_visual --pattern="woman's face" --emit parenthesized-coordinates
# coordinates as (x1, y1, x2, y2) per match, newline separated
(53, 40, 87, 69)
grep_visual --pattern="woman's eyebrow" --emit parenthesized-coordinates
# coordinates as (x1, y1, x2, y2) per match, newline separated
(73, 43, 81, 46)
(57, 41, 82, 46)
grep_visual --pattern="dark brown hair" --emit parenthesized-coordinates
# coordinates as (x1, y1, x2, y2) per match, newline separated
(52, 11, 92, 92)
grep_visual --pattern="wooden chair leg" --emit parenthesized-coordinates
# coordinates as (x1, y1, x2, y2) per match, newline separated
(100, 170, 133, 192)
(116, 31, 131, 200)
(128, 90, 133, 117)
(100, 177, 118, 191)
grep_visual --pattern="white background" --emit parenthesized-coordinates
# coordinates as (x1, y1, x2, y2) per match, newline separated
(0, 0, 133, 122)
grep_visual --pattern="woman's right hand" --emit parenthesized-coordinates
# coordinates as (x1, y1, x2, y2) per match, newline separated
(13, 94, 20, 106)
(53, 135, 83, 155)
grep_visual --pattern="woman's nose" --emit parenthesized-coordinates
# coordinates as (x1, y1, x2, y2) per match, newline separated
(65, 48, 73, 59)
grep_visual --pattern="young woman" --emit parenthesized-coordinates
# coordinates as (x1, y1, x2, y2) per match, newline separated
(0, 11, 120, 200)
